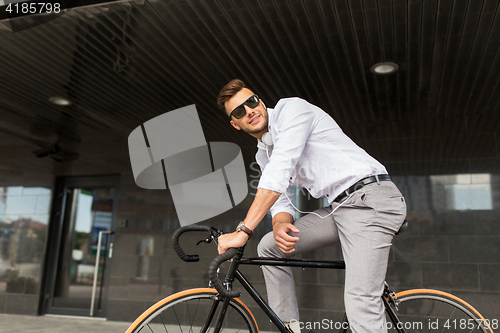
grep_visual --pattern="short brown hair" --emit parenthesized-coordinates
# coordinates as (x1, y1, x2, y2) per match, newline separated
(217, 79, 247, 112)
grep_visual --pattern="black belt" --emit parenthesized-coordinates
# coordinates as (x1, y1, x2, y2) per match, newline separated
(333, 174, 391, 203)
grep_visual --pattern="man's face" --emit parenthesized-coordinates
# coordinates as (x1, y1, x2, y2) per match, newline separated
(225, 88, 269, 137)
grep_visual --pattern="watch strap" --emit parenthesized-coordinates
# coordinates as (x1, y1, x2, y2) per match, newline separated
(237, 222, 253, 238)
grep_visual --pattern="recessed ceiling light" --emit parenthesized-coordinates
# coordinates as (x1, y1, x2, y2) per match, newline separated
(370, 62, 399, 75)
(49, 96, 72, 106)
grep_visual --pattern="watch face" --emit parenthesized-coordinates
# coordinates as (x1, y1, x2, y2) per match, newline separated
(236, 222, 243, 230)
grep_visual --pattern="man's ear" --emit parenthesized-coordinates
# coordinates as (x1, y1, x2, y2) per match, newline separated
(230, 120, 241, 131)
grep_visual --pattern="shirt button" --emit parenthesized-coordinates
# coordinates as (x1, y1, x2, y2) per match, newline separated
(326, 194, 329, 197)
(290, 177, 292, 180)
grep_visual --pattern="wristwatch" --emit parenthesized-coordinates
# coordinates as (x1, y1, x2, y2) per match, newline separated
(236, 221, 253, 238)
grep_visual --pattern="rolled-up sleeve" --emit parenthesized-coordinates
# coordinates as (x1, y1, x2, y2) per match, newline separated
(258, 98, 316, 194)
(270, 187, 296, 219)
(255, 148, 296, 220)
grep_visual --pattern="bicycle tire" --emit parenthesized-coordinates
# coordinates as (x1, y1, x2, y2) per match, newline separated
(125, 288, 259, 333)
(385, 289, 494, 333)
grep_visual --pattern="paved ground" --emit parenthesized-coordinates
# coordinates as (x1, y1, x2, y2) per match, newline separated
(0, 314, 131, 333)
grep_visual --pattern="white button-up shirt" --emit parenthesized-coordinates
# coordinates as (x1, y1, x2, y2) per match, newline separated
(256, 97, 387, 219)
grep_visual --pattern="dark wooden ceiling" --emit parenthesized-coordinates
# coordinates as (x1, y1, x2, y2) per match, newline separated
(0, 0, 499, 180)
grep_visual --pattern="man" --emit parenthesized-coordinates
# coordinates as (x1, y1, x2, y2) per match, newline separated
(216, 79, 406, 333)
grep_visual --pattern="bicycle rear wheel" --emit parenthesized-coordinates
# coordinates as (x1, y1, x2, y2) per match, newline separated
(125, 288, 259, 333)
(388, 289, 494, 333)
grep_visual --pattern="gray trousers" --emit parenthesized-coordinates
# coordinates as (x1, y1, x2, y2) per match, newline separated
(257, 181, 407, 333)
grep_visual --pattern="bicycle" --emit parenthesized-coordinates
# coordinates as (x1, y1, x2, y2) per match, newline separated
(125, 223, 495, 333)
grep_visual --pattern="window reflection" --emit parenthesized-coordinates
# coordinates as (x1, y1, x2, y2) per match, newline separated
(309, 173, 493, 212)
(0, 186, 51, 294)
(430, 174, 492, 210)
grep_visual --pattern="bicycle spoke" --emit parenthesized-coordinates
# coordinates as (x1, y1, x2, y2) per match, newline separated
(173, 306, 184, 333)
(439, 307, 456, 333)
(185, 299, 193, 333)
(160, 311, 169, 333)
(388, 292, 489, 333)
(188, 298, 202, 333)
(416, 303, 423, 333)
(202, 299, 219, 333)
(219, 305, 233, 332)
(127, 291, 256, 333)
(194, 300, 201, 333)
(234, 321, 251, 333)
(223, 306, 250, 333)
(417, 301, 424, 333)
(438, 300, 447, 333)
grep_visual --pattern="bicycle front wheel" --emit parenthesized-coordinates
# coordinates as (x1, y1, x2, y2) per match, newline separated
(125, 288, 259, 333)
(389, 289, 494, 333)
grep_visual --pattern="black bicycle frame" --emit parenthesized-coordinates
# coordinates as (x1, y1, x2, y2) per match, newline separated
(209, 256, 406, 333)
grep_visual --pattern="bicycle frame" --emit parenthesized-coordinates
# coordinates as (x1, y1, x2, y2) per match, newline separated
(209, 247, 407, 333)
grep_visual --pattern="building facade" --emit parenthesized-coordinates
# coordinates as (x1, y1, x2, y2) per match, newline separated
(0, 0, 499, 328)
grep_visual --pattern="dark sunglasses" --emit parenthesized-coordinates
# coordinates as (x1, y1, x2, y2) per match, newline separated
(228, 94, 260, 119)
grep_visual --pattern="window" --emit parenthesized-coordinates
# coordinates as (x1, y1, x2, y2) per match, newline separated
(430, 174, 492, 211)
(0, 186, 51, 294)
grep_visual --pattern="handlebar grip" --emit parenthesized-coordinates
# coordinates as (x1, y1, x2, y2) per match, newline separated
(208, 248, 241, 298)
(172, 225, 212, 262)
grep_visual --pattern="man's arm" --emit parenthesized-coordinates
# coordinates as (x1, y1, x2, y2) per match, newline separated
(217, 188, 300, 254)
(217, 188, 280, 254)
(271, 212, 300, 253)
(257, 99, 316, 194)
(218, 99, 315, 254)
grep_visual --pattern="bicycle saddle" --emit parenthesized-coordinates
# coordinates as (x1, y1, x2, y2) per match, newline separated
(395, 220, 408, 235)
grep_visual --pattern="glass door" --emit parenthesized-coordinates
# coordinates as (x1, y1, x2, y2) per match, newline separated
(43, 176, 118, 317)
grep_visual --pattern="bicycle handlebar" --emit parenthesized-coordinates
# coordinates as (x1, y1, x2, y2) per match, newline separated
(208, 248, 241, 298)
(172, 225, 212, 262)
(171, 225, 241, 298)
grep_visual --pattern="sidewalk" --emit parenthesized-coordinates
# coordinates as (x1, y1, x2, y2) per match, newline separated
(0, 314, 131, 333)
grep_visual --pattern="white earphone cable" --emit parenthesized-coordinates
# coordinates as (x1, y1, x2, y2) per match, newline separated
(265, 145, 361, 219)
(284, 190, 362, 218)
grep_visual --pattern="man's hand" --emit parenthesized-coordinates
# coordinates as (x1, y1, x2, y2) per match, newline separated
(273, 222, 300, 253)
(217, 231, 249, 254)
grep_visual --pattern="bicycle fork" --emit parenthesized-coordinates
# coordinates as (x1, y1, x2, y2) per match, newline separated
(205, 248, 249, 333)
(206, 247, 294, 333)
